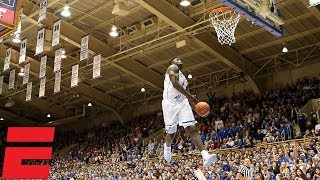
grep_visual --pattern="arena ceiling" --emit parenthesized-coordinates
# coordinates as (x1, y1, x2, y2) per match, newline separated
(0, 0, 319, 124)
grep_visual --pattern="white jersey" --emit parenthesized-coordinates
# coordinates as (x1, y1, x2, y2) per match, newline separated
(162, 70, 196, 134)
(163, 70, 188, 101)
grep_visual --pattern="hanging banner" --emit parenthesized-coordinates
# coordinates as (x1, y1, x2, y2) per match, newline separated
(39, 55, 47, 79)
(19, 38, 27, 64)
(52, 20, 61, 47)
(9, 69, 15, 90)
(3, 47, 11, 71)
(39, 77, 46, 98)
(26, 82, 32, 102)
(0, 76, 3, 95)
(71, 64, 79, 88)
(54, 48, 62, 72)
(23, 63, 30, 85)
(93, 54, 101, 79)
(80, 35, 89, 61)
(38, 0, 47, 22)
(35, 28, 45, 55)
(54, 71, 61, 94)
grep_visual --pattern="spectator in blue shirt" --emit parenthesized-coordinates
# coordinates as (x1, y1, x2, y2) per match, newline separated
(218, 126, 229, 139)
(199, 131, 206, 143)
(229, 123, 239, 138)
(210, 130, 220, 141)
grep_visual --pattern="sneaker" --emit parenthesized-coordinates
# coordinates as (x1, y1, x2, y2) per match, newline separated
(203, 154, 218, 167)
(163, 142, 172, 163)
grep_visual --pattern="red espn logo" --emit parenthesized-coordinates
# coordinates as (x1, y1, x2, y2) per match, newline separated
(1, 127, 55, 179)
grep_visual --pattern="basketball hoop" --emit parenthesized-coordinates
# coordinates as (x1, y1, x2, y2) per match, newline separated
(209, 7, 241, 46)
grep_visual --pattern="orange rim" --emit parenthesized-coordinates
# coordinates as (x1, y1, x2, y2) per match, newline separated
(210, 6, 234, 15)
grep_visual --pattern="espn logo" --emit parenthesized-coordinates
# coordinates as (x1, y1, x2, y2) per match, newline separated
(1, 127, 55, 179)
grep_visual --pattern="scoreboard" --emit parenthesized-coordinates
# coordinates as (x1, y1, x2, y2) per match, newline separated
(0, 0, 22, 36)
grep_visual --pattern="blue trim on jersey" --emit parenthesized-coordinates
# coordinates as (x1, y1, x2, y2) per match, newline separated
(181, 120, 195, 124)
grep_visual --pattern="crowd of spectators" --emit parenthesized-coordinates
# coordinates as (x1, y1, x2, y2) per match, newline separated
(47, 77, 320, 179)
(1, 77, 319, 179)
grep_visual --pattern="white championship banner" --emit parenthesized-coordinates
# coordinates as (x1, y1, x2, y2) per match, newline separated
(93, 54, 101, 79)
(39, 55, 47, 79)
(54, 48, 62, 72)
(26, 82, 32, 102)
(80, 35, 89, 61)
(52, 20, 61, 47)
(3, 47, 11, 71)
(39, 77, 46, 98)
(54, 71, 61, 94)
(0, 76, 3, 95)
(9, 69, 15, 90)
(19, 38, 27, 64)
(23, 63, 30, 85)
(38, 0, 47, 22)
(35, 28, 45, 55)
(71, 64, 79, 88)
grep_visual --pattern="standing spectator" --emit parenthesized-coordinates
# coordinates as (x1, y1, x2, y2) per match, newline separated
(207, 90, 215, 109)
(315, 119, 320, 132)
(296, 108, 308, 132)
(310, 107, 318, 125)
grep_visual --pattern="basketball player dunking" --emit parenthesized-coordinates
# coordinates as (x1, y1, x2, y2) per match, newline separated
(162, 58, 217, 166)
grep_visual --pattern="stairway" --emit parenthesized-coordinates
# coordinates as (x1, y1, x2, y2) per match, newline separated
(143, 128, 165, 146)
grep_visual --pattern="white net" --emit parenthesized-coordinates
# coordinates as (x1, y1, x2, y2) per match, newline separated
(209, 7, 241, 46)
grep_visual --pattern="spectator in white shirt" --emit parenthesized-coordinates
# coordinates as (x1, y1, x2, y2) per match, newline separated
(226, 137, 235, 148)
(315, 119, 320, 132)
(148, 140, 155, 152)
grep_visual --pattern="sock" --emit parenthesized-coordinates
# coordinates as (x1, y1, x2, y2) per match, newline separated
(164, 142, 171, 149)
(201, 150, 209, 158)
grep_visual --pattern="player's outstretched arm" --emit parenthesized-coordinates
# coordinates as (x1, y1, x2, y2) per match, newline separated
(167, 65, 197, 103)
(186, 87, 197, 110)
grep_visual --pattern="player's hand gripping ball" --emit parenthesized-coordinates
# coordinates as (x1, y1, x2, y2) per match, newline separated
(195, 102, 210, 117)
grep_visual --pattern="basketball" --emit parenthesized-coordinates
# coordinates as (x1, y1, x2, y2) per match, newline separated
(195, 102, 210, 117)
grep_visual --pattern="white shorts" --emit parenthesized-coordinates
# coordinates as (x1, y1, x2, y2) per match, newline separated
(162, 98, 197, 134)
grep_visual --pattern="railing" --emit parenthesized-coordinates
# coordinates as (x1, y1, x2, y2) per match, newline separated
(280, 123, 294, 141)
(147, 137, 316, 161)
(301, 98, 320, 121)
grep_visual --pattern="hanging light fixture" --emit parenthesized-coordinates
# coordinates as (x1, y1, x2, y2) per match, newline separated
(61, 4, 71, 17)
(47, 114, 51, 118)
(180, 0, 191, 6)
(12, 34, 21, 43)
(18, 68, 24, 76)
(0, 117, 4, 121)
(109, 17, 119, 37)
(61, 48, 67, 59)
(88, 103, 92, 107)
(109, 25, 119, 37)
(282, 46, 288, 53)
(188, 74, 193, 79)
(141, 87, 146, 92)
